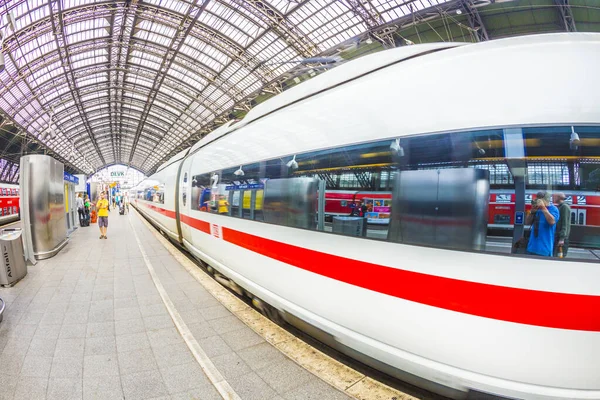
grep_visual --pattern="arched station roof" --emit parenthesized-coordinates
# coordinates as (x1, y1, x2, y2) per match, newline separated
(0, 0, 598, 179)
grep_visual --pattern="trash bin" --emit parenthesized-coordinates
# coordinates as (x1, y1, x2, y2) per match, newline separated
(0, 228, 27, 286)
(332, 216, 368, 237)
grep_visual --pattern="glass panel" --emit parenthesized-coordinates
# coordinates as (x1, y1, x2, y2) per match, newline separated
(187, 125, 600, 263)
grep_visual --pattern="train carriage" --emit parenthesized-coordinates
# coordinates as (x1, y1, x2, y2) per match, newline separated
(0, 183, 20, 226)
(131, 33, 600, 399)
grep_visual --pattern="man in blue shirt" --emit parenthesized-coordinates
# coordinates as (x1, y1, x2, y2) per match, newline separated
(526, 191, 560, 257)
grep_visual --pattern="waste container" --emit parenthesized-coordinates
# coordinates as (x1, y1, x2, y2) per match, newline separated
(0, 228, 27, 286)
(332, 216, 368, 237)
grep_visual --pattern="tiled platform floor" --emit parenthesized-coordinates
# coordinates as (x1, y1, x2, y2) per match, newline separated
(0, 208, 350, 400)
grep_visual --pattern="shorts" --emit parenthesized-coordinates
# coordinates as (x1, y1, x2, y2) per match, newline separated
(98, 216, 108, 228)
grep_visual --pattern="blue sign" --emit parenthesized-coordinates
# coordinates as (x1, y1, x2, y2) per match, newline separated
(515, 211, 524, 225)
(64, 172, 79, 185)
(225, 183, 264, 191)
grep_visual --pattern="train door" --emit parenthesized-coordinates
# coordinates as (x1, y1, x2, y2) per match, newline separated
(177, 158, 193, 245)
(571, 209, 586, 225)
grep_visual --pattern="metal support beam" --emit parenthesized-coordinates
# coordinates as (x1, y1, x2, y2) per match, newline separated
(128, 0, 210, 166)
(9, 165, 19, 183)
(462, 0, 489, 41)
(47, 0, 106, 165)
(555, 0, 577, 32)
(0, 161, 12, 182)
(229, 0, 318, 58)
(343, 0, 395, 47)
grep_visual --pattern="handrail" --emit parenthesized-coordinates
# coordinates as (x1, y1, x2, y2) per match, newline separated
(0, 297, 5, 323)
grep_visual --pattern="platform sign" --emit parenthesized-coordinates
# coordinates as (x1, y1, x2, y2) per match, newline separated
(63, 172, 79, 185)
(225, 183, 263, 191)
(515, 211, 524, 225)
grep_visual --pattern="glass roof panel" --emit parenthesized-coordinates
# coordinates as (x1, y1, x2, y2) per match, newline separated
(0, 0, 465, 173)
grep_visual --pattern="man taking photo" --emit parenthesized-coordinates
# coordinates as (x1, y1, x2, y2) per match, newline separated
(96, 192, 110, 239)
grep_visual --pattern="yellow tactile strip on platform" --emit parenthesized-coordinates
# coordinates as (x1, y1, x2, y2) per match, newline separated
(134, 209, 416, 400)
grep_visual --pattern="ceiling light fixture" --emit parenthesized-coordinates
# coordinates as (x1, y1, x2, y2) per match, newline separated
(233, 165, 244, 176)
(570, 126, 581, 150)
(211, 173, 219, 188)
(390, 138, 405, 157)
(286, 155, 298, 170)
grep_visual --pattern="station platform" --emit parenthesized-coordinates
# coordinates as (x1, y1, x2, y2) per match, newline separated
(0, 209, 362, 400)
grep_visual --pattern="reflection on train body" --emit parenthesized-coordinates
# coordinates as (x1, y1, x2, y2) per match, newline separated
(190, 125, 600, 259)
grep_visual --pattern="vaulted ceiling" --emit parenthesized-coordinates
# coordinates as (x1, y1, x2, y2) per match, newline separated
(0, 0, 598, 179)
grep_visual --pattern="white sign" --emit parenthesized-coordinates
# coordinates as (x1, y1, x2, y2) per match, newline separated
(210, 223, 222, 239)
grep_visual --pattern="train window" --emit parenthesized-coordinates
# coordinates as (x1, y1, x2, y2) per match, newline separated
(186, 125, 600, 261)
(183, 173, 188, 207)
(190, 164, 265, 220)
(142, 184, 165, 204)
(190, 173, 214, 212)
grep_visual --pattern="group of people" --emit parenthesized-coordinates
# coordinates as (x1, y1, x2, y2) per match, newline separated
(76, 193, 91, 224)
(349, 201, 370, 217)
(525, 191, 571, 258)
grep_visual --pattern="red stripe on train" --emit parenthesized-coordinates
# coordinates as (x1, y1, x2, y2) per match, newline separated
(141, 202, 177, 219)
(139, 203, 600, 331)
(222, 228, 600, 332)
(180, 214, 210, 234)
(140, 202, 211, 234)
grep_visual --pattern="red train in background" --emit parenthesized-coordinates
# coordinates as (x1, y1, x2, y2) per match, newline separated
(0, 183, 20, 226)
(325, 189, 599, 228)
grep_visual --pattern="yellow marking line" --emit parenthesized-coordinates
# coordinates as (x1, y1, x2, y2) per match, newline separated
(127, 213, 241, 400)
(133, 208, 416, 400)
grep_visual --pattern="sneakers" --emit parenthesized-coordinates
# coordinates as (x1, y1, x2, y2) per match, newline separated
(99, 235, 107, 239)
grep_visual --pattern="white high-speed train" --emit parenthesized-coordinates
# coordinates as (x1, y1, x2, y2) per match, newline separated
(131, 33, 600, 399)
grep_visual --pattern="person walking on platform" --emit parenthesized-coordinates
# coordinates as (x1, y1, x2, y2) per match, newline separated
(96, 192, 110, 239)
(76, 193, 85, 226)
(553, 192, 572, 257)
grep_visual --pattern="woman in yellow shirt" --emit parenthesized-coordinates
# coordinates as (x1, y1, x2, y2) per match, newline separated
(218, 196, 229, 214)
(96, 192, 110, 239)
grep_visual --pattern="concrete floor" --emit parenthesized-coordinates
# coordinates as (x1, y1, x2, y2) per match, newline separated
(0, 209, 350, 400)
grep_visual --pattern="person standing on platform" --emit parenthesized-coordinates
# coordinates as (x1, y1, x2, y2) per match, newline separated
(553, 192, 572, 257)
(96, 192, 110, 239)
(76, 193, 85, 226)
(526, 191, 559, 257)
(360, 201, 368, 217)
